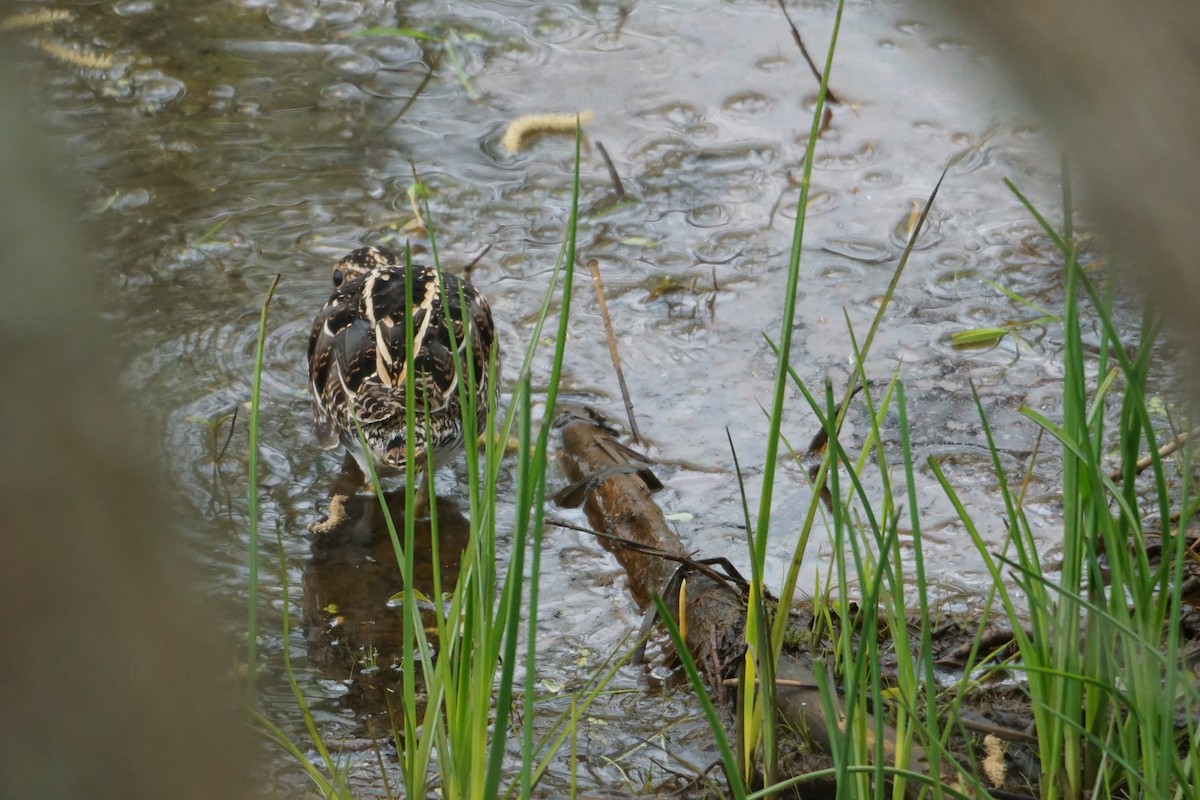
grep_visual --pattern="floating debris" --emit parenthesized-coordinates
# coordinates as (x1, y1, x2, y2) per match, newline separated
(501, 110, 594, 154)
(1, 9, 73, 31)
(36, 38, 114, 71)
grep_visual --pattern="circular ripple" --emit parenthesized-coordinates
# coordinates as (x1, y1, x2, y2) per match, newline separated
(777, 188, 839, 220)
(859, 169, 899, 189)
(131, 69, 186, 112)
(202, 314, 313, 400)
(352, 36, 423, 69)
(590, 30, 635, 52)
(319, 81, 369, 105)
(867, 288, 913, 317)
(686, 202, 731, 229)
(267, 0, 318, 33)
(821, 236, 894, 264)
(629, 134, 690, 167)
(755, 54, 789, 73)
(687, 142, 778, 177)
(528, 4, 588, 44)
(814, 262, 866, 286)
(921, 444, 1017, 486)
(324, 49, 378, 77)
(953, 145, 991, 175)
(814, 139, 883, 171)
(693, 228, 773, 269)
(924, 264, 981, 300)
(977, 219, 1042, 248)
(640, 101, 716, 140)
(317, 1, 367, 27)
(721, 91, 773, 116)
(359, 69, 436, 100)
(956, 304, 999, 326)
(889, 204, 945, 250)
(493, 37, 549, 69)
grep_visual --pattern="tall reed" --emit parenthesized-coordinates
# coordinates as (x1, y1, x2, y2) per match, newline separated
(934, 171, 1200, 800)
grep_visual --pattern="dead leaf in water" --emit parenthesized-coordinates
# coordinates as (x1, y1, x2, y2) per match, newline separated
(645, 276, 689, 301)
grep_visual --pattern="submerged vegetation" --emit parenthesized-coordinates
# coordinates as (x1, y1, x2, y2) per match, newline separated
(238, 4, 1200, 800)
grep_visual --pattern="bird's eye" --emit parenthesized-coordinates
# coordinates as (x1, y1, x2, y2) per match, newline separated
(333, 269, 345, 287)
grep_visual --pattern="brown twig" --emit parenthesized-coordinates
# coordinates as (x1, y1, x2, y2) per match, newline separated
(216, 405, 240, 462)
(462, 243, 492, 283)
(1109, 426, 1200, 482)
(955, 715, 1039, 746)
(386, 49, 442, 127)
(547, 515, 749, 598)
(587, 258, 641, 442)
(595, 140, 627, 203)
(775, 0, 841, 104)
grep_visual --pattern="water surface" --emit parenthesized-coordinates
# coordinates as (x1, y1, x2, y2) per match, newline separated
(16, 0, 1119, 793)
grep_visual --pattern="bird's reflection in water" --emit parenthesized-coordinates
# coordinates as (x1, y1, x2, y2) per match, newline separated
(302, 490, 469, 733)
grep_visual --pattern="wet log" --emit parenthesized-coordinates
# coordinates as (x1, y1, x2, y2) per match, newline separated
(556, 409, 932, 797)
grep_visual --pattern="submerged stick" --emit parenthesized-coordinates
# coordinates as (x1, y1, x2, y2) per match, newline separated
(1109, 425, 1200, 482)
(587, 258, 641, 442)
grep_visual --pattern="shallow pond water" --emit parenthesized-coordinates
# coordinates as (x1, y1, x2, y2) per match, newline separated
(13, 0, 1135, 794)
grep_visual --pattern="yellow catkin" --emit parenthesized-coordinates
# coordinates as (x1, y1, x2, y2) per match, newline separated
(501, 110, 595, 155)
(981, 734, 1007, 788)
(35, 38, 114, 70)
(1, 9, 73, 31)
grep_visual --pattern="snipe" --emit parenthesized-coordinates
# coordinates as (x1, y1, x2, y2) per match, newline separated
(307, 246, 497, 517)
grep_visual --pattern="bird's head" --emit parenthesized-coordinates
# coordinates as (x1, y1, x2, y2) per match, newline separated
(331, 246, 401, 288)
